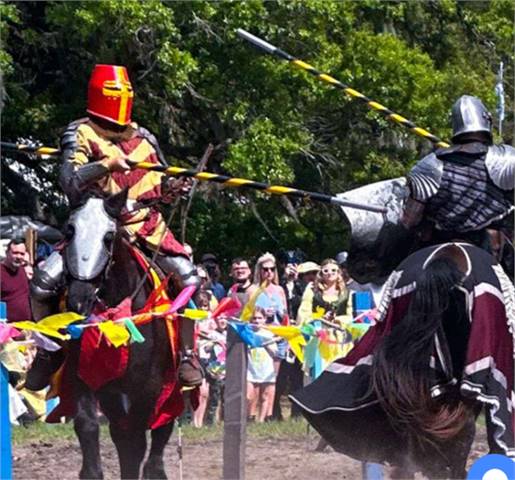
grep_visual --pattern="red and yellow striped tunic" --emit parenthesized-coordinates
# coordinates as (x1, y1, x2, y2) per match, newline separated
(67, 119, 186, 256)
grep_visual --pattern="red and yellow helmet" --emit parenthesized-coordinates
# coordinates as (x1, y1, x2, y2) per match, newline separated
(87, 64, 134, 126)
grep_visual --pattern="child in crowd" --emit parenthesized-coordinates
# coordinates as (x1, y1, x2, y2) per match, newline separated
(204, 314, 227, 425)
(193, 290, 215, 427)
(193, 291, 227, 427)
(247, 306, 277, 423)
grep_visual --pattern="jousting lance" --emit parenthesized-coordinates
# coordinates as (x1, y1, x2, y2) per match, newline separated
(237, 28, 450, 149)
(0, 142, 386, 214)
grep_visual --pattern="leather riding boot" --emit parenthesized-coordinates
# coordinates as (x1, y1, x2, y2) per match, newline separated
(25, 348, 64, 391)
(178, 349, 204, 388)
(178, 316, 204, 387)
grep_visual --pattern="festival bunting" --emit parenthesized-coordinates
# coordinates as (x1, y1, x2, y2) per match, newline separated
(168, 285, 196, 314)
(31, 332, 61, 351)
(182, 309, 209, 320)
(212, 296, 241, 319)
(240, 283, 265, 322)
(228, 317, 372, 368)
(230, 322, 264, 348)
(39, 312, 84, 330)
(11, 321, 71, 340)
(124, 319, 145, 343)
(98, 321, 131, 348)
(0, 323, 21, 344)
(67, 324, 83, 339)
(265, 325, 307, 362)
(12, 312, 85, 340)
(303, 336, 323, 378)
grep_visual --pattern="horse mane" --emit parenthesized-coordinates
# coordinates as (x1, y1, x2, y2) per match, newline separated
(100, 232, 154, 311)
(371, 256, 472, 448)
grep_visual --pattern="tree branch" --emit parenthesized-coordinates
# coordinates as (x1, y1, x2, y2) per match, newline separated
(249, 199, 279, 243)
(180, 143, 214, 243)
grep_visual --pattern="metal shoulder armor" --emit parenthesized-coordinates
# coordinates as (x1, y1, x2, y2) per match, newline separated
(406, 152, 444, 202)
(485, 144, 515, 190)
(59, 119, 108, 204)
(137, 126, 167, 166)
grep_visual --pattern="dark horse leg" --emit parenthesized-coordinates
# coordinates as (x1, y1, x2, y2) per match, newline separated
(98, 392, 149, 479)
(74, 384, 103, 479)
(403, 408, 478, 479)
(142, 422, 175, 479)
(445, 410, 477, 479)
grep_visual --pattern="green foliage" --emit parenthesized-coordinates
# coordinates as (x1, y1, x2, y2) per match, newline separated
(0, 2, 19, 77)
(1, 0, 513, 263)
(224, 117, 307, 182)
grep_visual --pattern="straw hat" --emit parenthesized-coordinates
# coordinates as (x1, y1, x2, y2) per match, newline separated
(297, 261, 320, 274)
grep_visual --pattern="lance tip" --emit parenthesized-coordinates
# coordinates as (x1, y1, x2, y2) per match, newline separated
(236, 28, 277, 55)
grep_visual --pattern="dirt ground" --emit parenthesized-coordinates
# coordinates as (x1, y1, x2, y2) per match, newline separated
(12, 426, 489, 480)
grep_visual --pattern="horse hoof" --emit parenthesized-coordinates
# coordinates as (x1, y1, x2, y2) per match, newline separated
(143, 461, 167, 479)
(79, 469, 104, 479)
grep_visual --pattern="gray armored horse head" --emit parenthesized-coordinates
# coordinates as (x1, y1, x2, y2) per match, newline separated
(64, 190, 127, 316)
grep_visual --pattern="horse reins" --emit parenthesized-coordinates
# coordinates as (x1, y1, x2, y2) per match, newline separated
(129, 195, 181, 302)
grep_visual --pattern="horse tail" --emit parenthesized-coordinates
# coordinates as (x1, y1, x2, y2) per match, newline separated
(372, 257, 471, 444)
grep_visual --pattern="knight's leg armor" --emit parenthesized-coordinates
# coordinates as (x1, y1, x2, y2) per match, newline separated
(154, 254, 204, 387)
(25, 251, 66, 391)
(30, 251, 65, 320)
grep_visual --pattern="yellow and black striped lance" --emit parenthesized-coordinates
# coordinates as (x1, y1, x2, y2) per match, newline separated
(237, 29, 450, 149)
(0, 141, 386, 213)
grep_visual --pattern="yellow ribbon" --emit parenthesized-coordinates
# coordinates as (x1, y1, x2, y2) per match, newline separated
(98, 321, 130, 348)
(265, 325, 307, 363)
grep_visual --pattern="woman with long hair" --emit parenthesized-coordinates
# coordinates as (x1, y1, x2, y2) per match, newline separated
(247, 253, 288, 387)
(297, 258, 349, 326)
(248, 252, 287, 325)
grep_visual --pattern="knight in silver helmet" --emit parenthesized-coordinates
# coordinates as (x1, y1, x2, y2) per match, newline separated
(451, 95, 493, 142)
(400, 94, 514, 276)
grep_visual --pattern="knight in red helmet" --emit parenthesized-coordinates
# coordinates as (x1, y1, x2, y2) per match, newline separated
(87, 64, 134, 126)
(27, 65, 203, 391)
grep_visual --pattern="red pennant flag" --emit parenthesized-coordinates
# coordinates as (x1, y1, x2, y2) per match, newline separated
(212, 296, 241, 319)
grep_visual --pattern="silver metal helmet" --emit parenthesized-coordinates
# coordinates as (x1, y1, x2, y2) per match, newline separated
(451, 95, 492, 142)
(65, 197, 117, 280)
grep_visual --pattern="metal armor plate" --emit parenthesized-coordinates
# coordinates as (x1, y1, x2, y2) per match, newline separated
(336, 177, 411, 283)
(65, 198, 117, 281)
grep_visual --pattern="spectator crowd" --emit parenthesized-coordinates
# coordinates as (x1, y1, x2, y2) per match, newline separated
(1, 237, 378, 428)
(179, 247, 376, 427)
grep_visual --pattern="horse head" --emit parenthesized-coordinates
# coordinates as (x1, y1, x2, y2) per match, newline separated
(64, 189, 128, 316)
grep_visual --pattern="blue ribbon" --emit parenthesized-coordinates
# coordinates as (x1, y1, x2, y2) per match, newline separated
(67, 324, 83, 339)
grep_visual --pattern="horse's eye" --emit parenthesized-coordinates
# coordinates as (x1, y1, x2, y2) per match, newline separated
(104, 231, 115, 247)
(64, 224, 75, 240)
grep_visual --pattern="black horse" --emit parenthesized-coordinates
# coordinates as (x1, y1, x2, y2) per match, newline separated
(291, 243, 514, 478)
(57, 191, 181, 479)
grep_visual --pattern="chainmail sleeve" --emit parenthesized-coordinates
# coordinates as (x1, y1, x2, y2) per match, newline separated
(59, 119, 109, 205)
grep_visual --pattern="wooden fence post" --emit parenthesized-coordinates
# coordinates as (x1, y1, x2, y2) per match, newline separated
(24, 228, 36, 266)
(222, 327, 247, 480)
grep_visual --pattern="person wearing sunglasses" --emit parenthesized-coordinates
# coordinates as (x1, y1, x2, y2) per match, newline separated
(248, 253, 288, 388)
(248, 252, 288, 326)
(297, 258, 350, 327)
